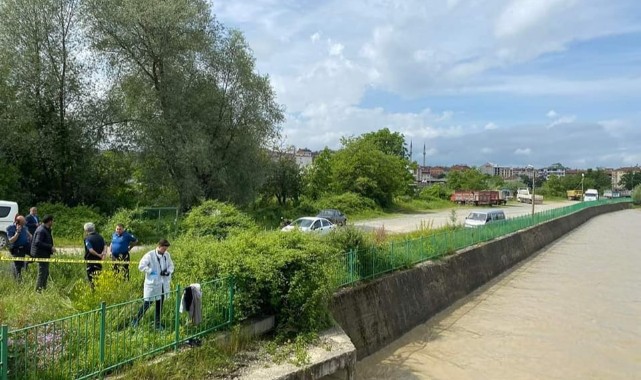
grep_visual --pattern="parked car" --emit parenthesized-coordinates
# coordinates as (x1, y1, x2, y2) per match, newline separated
(281, 217, 336, 234)
(464, 209, 506, 228)
(315, 209, 347, 226)
(0, 200, 19, 249)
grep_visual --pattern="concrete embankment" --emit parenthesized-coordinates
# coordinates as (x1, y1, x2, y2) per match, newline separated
(329, 202, 631, 359)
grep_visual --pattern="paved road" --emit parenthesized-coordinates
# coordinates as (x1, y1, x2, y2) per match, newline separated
(354, 200, 575, 233)
(330, 208, 641, 379)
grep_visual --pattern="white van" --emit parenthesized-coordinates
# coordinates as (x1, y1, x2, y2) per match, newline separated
(584, 189, 599, 201)
(0, 200, 19, 249)
(464, 209, 506, 228)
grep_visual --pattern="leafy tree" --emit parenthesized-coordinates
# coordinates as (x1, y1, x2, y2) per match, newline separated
(302, 148, 334, 200)
(0, 0, 103, 207)
(84, 0, 283, 210)
(261, 151, 302, 206)
(619, 172, 641, 190)
(331, 138, 409, 207)
(446, 169, 488, 190)
(360, 128, 407, 158)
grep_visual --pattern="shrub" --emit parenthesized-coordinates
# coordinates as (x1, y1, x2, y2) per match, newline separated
(418, 184, 451, 201)
(314, 192, 378, 215)
(171, 230, 341, 333)
(181, 200, 256, 239)
(103, 207, 178, 244)
(327, 225, 374, 253)
(37, 203, 104, 242)
(632, 185, 641, 205)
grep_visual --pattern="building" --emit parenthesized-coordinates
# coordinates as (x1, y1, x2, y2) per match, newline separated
(479, 162, 514, 179)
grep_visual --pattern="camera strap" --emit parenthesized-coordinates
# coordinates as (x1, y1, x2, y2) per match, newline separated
(155, 251, 167, 272)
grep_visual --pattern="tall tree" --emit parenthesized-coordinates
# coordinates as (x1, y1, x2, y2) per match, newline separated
(0, 0, 100, 206)
(261, 150, 302, 206)
(84, 0, 283, 209)
(331, 137, 409, 207)
(361, 128, 408, 159)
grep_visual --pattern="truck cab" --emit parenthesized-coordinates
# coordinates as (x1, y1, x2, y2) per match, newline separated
(584, 189, 599, 201)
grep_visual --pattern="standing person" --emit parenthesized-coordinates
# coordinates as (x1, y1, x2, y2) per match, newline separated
(83, 223, 106, 289)
(31, 215, 55, 291)
(25, 207, 39, 236)
(7, 215, 32, 280)
(132, 239, 174, 329)
(109, 224, 138, 280)
(24, 207, 39, 271)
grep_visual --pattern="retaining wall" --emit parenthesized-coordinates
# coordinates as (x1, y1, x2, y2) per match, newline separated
(329, 202, 631, 359)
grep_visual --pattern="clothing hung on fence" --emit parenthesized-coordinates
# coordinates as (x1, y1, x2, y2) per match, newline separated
(180, 283, 202, 325)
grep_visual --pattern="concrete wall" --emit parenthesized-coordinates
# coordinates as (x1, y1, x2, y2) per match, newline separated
(329, 203, 631, 359)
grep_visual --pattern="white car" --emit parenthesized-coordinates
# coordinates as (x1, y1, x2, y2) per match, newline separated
(281, 217, 335, 234)
(0, 200, 19, 249)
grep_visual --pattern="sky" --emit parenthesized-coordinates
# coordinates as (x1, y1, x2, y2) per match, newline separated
(213, 0, 641, 169)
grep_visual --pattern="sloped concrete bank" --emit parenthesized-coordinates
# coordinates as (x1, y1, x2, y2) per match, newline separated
(329, 202, 631, 359)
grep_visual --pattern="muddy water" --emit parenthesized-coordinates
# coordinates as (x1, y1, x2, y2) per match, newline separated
(330, 209, 641, 379)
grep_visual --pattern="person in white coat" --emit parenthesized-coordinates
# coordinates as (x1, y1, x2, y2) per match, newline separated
(132, 239, 175, 329)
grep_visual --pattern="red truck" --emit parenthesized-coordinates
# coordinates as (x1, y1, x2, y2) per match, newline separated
(450, 190, 507, 206)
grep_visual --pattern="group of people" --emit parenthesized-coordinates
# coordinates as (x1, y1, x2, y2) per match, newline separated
(7, 212, 176, 328)
(7, 207, 55, 290)
(81, 223, 177, 328)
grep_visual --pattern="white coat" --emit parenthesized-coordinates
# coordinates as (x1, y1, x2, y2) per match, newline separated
(138, 249, 175, 301)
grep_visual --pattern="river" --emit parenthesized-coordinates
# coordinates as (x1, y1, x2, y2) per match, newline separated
(328, 208, 641, 379)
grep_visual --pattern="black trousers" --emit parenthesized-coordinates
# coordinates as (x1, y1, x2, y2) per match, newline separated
(113, 252, 130, 280)
(134, 295, 165, 326)
(10, 246, 29, 280)
(36, 261, 50, 291)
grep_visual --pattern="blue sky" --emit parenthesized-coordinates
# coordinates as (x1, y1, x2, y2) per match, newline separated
(214, 0, 641, 169)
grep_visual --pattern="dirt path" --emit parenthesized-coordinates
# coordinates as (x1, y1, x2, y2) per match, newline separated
(353, 200, 576, 233)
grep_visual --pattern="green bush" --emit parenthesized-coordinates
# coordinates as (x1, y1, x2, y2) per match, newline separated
(314, 192, 379, 215)
(181, 200, 256, 239)
(37, 202, 105, 242)
(327, 225, 374, 253)
(103, 208, 178, 244)
(418, 184, 452, 201)
(171, 230, 341, 333)
(632, 185, 641, 205)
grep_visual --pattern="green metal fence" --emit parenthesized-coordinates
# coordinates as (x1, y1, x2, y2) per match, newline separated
(0, 277, 234, 380)
(333, 198, 631, 287)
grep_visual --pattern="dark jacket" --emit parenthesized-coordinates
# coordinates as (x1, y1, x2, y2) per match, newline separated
(84, 232, 105, 261)
(25, 214, 39, 235)
(31, 224, 54, 258)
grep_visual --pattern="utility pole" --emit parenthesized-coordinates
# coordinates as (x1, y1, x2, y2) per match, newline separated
(423, 143, 426, 182)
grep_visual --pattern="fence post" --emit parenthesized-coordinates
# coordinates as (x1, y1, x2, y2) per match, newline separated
(99, 302, 106, 368)
(174, 285, 181, 351)
(228, 277, 235, 325)
(1, 325, 8, 380)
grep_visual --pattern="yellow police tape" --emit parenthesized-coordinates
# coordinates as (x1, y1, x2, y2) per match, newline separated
(0, 255, 137, 265)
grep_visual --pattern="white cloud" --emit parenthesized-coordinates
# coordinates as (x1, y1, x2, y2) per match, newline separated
(547, 115, 576, 129)
(515, 148, 532, 155)
(481, 147, 493, 154)
(547, 110, 558, 118)
(329, 42, 344, 56)
(484, 122, 498, 130)
(310, 32, 321, 42)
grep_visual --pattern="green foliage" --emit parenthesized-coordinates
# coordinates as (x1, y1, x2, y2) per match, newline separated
(314, 192, 378, 215)
(632, 185, 641, 205)
(261, 152, 303, 206)
(331, 138, 410, 207)
(302, 148, 334, 200)
(171, 230, 340, 333)
(103, 208, 178, 244)
(37, 203, 105, 242)
(326, 225, 375, 253)
(446, 169, 488, 190)
(360, 128, 408, 159)
(85, 0, 283, 209)
(418, 184, 451, 201)
(181, 200, 256, 239)
(620, 172, 641, 190)
(72, 269, 139, 311)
